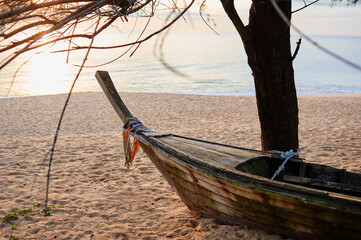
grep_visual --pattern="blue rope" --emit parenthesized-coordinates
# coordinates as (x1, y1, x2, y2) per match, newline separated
(124, 121, 141, 130)
(271, 147, 305, 180)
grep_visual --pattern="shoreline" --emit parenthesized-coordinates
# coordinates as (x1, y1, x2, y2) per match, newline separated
(1, 91, 361, 99)
(1, 92, 360, 239)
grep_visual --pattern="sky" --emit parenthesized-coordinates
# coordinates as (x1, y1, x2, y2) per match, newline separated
(142, 0, 361, 37)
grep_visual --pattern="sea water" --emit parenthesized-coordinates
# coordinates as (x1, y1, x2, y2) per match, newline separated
(0, 30, 360, 97)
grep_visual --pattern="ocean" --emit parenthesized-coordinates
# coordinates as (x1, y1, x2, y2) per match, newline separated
(0, 30, 360, 97)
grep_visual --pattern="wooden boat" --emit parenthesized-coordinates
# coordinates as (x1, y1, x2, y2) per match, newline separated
(95, 71, 361, 239)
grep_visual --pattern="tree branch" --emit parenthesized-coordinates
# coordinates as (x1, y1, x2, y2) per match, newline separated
(292, 0, 320, 14)
(53, 0, 196, 52)
(0, 0, 104, 20)
(43, 13, 101, 217)
(269, 0, 361, 71)
(1, 14, 56, 25)
(292, 37, 302, 61)
(220, 0, 248, 40)
(1, 21, 56, 39)
(0, 0, 109, 69)
(199, 0, 219, 36)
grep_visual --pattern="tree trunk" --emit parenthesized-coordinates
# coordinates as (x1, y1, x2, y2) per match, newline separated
(221, 0, 299, 152)
(244, 0, 299, 152)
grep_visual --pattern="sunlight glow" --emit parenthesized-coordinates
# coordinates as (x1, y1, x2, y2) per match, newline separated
(21, 52, 74, 95)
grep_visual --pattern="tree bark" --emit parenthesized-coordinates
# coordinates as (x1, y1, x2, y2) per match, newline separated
(221, 0, 299, 152)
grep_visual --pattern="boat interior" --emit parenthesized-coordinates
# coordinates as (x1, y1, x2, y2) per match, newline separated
(157, 134, 361, 197)
(235, 156, 361, 197)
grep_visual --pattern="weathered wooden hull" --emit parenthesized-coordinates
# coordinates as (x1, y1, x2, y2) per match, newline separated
(136, 134, 361, 240)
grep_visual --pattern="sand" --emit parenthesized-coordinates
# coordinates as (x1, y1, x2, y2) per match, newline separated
(0, 92, 360, 239)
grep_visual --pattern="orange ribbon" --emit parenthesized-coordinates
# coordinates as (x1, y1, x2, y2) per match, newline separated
(123, 121, 141, 167)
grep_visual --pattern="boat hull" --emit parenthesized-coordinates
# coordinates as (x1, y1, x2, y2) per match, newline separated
(95, 71, 361, 239)
(138, 136, 361, 240)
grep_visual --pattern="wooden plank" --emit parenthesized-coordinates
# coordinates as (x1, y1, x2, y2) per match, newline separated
(283, 175, 361, 195)
(146, 147, 323, 233)
(95, 71, 137, 124)
(162, 135, 264, 158)
(299, 161, 306, 177)
(151, 147, 361, 223)
(158, 135, 263, 170)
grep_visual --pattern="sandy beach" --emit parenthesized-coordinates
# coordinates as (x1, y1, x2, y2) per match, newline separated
(1, 92, 360, 239)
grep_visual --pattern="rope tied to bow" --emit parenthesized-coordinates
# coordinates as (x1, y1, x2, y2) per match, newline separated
(123, 121, 141, 169)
